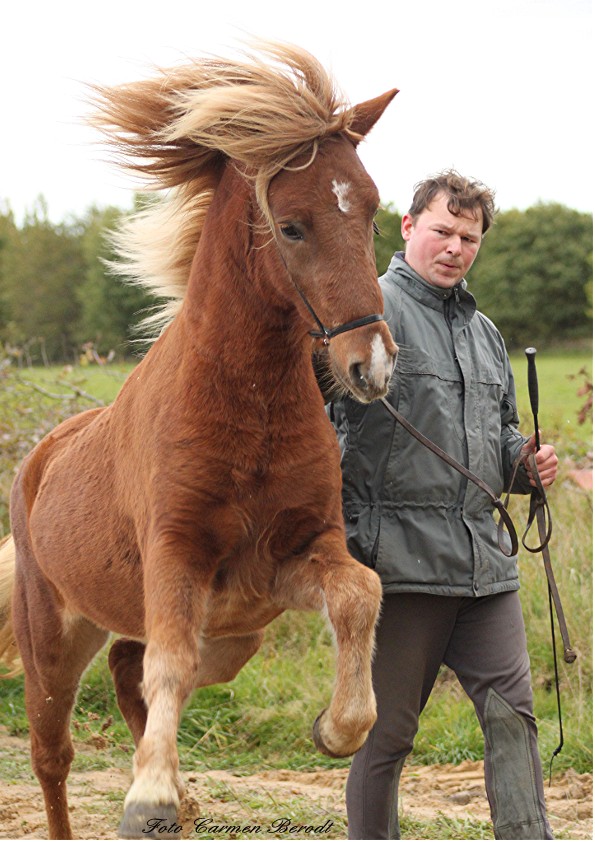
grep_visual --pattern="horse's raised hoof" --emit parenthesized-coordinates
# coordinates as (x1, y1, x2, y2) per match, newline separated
(312, 709, 352, 758)
(118, 802, 181, 839)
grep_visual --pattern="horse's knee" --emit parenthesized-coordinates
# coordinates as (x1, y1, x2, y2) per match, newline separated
(31, 731, 75, 782)
(325, 563, 382, 635)
(142, 639, 199, 709)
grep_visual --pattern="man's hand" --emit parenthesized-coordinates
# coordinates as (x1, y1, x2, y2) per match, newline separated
(520, 433, 558, 488)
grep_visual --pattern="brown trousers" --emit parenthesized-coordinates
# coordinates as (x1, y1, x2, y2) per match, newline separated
(346, 591, 553, 839)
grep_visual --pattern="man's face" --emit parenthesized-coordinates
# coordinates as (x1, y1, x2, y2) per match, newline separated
(401, 192, 483, 288)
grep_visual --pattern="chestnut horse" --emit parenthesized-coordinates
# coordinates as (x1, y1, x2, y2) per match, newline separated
(0, 42, 397, 839)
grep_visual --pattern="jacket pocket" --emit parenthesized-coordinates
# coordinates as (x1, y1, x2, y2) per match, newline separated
(397, 347, 467, 451)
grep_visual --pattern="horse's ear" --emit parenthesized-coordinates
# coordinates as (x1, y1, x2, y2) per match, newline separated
(348, 89, 399, 144)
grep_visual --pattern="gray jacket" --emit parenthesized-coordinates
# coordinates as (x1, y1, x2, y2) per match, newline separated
(331, 253, 532, 597)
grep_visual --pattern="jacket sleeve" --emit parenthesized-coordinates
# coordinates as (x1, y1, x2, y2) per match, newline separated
(500, 354, 533, 494)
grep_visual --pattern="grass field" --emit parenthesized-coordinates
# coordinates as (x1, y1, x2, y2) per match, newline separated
(509, 349, 592, 464)
(0, 347, 592, 838)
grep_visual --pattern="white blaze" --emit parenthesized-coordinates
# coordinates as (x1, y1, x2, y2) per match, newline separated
(369, 332, 393, 388)
(332, 179, 352, 213)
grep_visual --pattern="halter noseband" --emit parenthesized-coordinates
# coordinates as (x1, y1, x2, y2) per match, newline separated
(310, 313, 386, 344)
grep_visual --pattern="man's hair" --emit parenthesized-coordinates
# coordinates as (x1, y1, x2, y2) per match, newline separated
(408, 169, 497, 234)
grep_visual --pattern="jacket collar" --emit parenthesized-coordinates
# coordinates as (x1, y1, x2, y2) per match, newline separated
(386, 252, 476, 315)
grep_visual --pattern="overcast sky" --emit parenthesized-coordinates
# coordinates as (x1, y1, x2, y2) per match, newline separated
(2, 0, 591, 223)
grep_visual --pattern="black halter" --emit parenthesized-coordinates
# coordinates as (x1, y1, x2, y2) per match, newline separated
(291, 276, 385, 345)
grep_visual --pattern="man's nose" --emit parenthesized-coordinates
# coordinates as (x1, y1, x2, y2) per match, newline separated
(446, 235, 462, 255)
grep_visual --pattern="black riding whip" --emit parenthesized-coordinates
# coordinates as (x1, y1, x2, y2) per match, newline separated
(523, 347, 577, 783)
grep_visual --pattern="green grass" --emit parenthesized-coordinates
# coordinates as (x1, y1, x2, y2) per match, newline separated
(509, 349, 592, 463)
(0, 738, 36, 783)
(400, 814, 493, 840)
(7, 349, 591, 459)
(14, 359, 135, 405)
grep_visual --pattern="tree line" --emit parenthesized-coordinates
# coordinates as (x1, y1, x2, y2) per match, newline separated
(0, 196, 591, 363)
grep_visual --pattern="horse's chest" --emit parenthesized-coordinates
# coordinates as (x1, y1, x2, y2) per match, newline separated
(205, 501, 326, 633)
(169, 413, 342, 589)
(225, 420, 336, 506)
(212, 440, 340, 567)
(227, 476, 329, 555)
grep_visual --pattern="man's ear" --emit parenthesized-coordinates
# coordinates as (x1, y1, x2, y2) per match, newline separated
(348, 89, 398, 144)
(401, 213, 414, 242)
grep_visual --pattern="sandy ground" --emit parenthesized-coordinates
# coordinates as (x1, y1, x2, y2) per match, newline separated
(0, 733, 591, 840)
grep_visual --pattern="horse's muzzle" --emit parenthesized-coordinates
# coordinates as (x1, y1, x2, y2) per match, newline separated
(344, 330, 397, 403)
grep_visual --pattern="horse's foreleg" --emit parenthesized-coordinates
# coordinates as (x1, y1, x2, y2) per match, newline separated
(110, 630, 263, 818)
(275, 536, 382, 757)
(312, 556, 382, 757)
(118, 552, 212, 840)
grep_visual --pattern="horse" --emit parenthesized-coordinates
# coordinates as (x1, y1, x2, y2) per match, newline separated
(0, 41, 398, 839)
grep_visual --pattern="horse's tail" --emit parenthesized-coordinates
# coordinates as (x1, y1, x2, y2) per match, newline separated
(0, 535, 22, 678)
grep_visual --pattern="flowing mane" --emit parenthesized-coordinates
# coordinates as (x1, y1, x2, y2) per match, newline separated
(91, 41, 358, 332)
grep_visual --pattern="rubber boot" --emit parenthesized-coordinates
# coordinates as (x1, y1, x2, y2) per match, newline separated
(483, 688, 554, 839)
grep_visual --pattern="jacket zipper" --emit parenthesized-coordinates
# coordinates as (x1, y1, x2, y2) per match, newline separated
(443, 284, 461, 332)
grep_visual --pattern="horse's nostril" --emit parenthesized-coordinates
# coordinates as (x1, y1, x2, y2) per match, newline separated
(350, 363, 366, 385)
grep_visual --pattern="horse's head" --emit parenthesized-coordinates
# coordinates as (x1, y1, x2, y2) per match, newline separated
(267, 91, 398, 403)
(93, 40, 399, 398)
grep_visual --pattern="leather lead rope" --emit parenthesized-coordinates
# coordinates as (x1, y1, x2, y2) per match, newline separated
(379, 397, 519, 556)
(523, 347, 577, 782)
(523, 349, 576, 664)
(523, 453, 576, 784)
(522, 455, 576, 664)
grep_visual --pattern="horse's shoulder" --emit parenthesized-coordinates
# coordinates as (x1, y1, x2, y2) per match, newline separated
(14, 407, 107, 513)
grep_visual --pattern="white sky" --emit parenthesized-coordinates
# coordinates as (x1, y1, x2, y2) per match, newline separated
(1, 0, 592, 223)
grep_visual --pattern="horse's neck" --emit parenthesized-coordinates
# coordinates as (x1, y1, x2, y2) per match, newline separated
(178, 177, 310, 392)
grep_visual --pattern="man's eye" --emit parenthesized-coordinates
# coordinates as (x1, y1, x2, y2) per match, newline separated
(280, 224, 304, 241)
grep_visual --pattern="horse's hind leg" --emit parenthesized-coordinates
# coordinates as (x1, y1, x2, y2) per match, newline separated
(109, 638, 148, 746)
(275, 534, 382, 758)
(12, 559, 108, 839)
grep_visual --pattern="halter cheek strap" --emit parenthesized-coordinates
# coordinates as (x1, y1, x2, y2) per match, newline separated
(290, 274, 386, 345)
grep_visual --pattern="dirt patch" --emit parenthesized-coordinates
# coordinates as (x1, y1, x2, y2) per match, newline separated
(0, 734, 591, 839)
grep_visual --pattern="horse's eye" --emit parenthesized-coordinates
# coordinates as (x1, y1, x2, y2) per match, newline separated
(280, 224, 304, 241)
(373, 220, 380, 236)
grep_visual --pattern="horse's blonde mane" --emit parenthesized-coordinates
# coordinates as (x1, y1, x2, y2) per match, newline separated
(91, 40, 356, 334)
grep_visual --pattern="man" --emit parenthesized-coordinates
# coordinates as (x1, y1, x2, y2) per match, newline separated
(328, 170, 558, 839)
